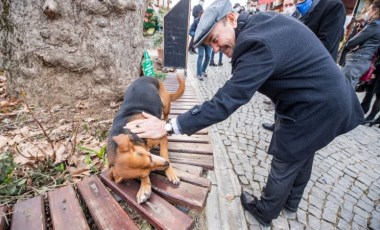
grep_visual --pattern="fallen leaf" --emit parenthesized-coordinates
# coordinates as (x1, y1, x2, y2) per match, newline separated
(0, 135, 9, 149)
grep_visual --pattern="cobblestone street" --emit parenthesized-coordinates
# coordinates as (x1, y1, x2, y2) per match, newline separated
(187, 54, 380, 230)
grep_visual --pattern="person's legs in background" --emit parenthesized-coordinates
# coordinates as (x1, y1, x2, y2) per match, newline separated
(209, 51, 217, 66)
(188, 36, 197, 54)
(196, 46, 205, 80)
(361, 82, 375, 114)
(218, 52, 223, 66)
(363, 66, 380, 127)
(201, 45, 211, 78)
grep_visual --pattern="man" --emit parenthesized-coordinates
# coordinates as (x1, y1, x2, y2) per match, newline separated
(189, 0, 205, 54)
(296, 0, 346, 61)
(126, 0, 364, 226)
(282, 0, 299, 16)
(262, 0, 346, 131)
(248, 0, 260, 14)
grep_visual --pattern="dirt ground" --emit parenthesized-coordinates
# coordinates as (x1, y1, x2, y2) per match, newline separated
(0, 71, 207, 229)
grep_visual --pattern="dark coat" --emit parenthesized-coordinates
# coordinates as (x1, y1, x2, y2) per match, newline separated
(299, 0, 346, 61)
(342, 19, 380, 87)
(177, 12, 364, 162)
(192, 4, 203, 19)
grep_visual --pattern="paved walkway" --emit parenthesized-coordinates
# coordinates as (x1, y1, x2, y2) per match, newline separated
(186, 54, 380, 230)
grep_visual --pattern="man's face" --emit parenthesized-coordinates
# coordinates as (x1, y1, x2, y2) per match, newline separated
(283, 0, 295, 9)
(250, 1, 258, 8)
(283, 0, 295, 14)
(204, 15, 237, 58)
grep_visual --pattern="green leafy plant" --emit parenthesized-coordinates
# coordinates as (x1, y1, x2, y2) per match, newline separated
(0, 152, 26, 196)
(154, 71, 167, 81)
(153, 32, 163, 49)
(78, 145, 107, 173)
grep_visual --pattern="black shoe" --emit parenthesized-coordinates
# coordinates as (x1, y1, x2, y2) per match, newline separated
(218, 61, 223, 66)
(262, 123, 275, 131)
(209, 62, 217, 66)
(191, 49, 197, 54)
(189, 50, 196, 54)
(240, 191, 271, 227)
(263, 100, 271, 105)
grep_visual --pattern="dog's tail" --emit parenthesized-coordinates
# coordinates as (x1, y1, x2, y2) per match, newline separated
(170, 74, 185, 102)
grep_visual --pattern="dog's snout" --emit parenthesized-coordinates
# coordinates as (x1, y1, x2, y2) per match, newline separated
(164, 161, 169, 167)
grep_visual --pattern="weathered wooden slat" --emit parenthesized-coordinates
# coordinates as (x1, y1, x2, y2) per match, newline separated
(170, 152, 214, 160)
(169, 153, 214, 170)
(172, 99, 198, 103)
(170, 105, 195, 110)
(48, 185, 89, 230)
(149, 174, 209, 210)
(100, 172, 194, 230)
(77, 176, 138, 230)
(171, 163, 203, 176)
(0, 206, 8, 230)
(173, 95, 198, 99)
(168, 134, 210, 143)
(152, 143, 213, 156)
(11, 195, 46, 230)
(168, 142, 213, 155)
(173, 169, 211, 189)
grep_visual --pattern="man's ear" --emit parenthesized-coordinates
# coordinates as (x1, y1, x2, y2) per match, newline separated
(226, 12, 238, 28)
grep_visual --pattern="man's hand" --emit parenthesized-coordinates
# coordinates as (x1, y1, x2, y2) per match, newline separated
(125, 112, 167, 139)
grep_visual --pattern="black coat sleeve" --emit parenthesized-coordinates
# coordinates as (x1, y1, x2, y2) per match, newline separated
(177, 40, 275, 135)
(316, 0, 345, 56)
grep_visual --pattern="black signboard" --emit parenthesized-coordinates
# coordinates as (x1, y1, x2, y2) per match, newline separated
(163, 0, 190, 69)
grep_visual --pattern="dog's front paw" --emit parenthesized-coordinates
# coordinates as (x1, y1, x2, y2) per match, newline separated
(165, 166, 180, 185)
(137, 185, 152, 204)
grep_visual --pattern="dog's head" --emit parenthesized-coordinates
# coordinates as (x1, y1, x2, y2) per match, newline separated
(112, 134, 169, 179)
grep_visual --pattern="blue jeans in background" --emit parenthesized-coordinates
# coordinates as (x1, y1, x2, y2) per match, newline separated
(197, 45, 211, 76)
(210, 51, 223, 64)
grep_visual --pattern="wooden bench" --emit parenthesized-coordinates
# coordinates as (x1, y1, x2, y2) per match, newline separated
(1, 75, 214, 229)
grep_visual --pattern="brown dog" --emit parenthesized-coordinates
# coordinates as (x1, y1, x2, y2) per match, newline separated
(107, 74, 185, 204)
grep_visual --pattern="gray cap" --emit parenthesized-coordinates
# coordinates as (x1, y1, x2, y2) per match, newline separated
(193, 0, 233, 48)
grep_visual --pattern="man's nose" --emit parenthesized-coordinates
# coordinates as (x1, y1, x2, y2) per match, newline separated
(210, 44, 219, 53)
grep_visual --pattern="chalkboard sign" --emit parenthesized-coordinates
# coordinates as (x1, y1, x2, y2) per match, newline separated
(163, 0, 190, 69)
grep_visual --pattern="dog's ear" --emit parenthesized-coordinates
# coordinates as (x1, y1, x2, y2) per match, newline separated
(112, 134, 132, 152)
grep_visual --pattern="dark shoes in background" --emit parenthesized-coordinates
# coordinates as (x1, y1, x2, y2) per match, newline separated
(262, 123, 275, 131)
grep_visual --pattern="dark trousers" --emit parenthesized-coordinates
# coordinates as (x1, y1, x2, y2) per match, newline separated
(256, 154, 315, 221)
(188, 36, 195, 52)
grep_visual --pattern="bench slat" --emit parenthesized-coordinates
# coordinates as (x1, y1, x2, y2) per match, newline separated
(171, 102, 199, 108)
(100, 172, 194, 230)
(173, 169, 211, 189)
(150, 174, 208, 210)
(0, 206, 8, 230)
(168, 142, 213, 155)
(169, 156, 214, 170)
(168, 134, 210, 143)
(171, 163, 203, 176)
(48, 185, 89, 230)
(77, 176, 138, 230)
(11, 195, 46, 230)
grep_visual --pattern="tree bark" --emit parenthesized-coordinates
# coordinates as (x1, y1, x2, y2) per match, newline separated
(0, 0, 147, 113)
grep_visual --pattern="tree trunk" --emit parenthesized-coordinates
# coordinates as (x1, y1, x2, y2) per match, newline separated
(0, 0, 147, 114)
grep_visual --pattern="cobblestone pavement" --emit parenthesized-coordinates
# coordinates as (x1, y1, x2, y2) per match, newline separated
(186, 54, 380, 230)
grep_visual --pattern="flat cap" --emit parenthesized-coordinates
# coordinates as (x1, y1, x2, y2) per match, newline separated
(193, 0, 232, 48)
